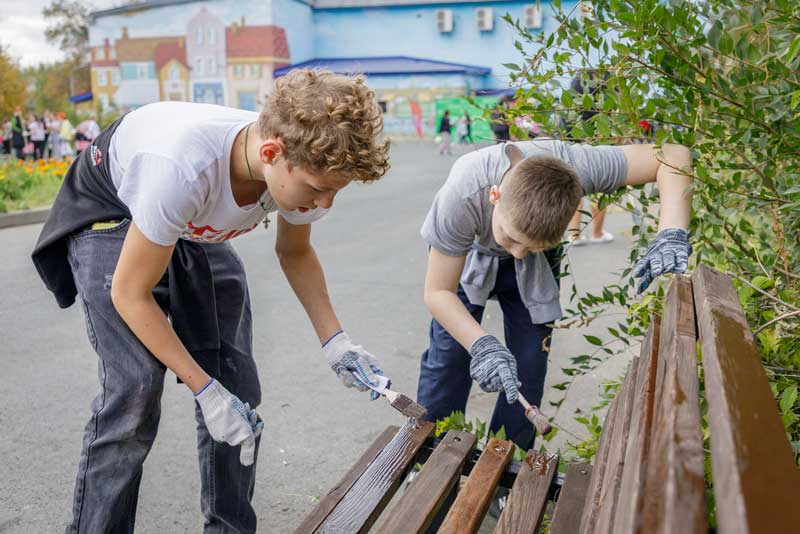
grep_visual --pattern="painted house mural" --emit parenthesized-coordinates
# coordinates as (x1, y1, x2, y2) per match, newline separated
(89, 0, 580, 137)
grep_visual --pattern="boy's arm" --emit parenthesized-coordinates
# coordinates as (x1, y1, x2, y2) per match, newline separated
(423, 247, 522, 403)
(274, 216, 341, 343)
(275, 216, 387, 394)
(423, 248, 484, 350)
(619, 143, 693, 230)
(112, 222, 211, 392)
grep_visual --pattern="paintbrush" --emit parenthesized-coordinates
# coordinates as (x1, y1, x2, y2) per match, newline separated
(517, 392, 552, 435)
(353, 373, 428, 419)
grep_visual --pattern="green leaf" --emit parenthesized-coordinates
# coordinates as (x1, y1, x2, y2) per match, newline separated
(502, 63, 521, 72)
(584, 335, 603, 346)
(780, 387, 798, 414)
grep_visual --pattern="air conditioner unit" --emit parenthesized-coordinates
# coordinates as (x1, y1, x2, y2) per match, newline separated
(436, 9, 453, 33)
(476, 7, 494, 32)
(524, 3, 543, 29)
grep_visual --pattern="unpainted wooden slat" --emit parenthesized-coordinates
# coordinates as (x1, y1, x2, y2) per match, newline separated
(316, 420, 434, 534)
(493, 451, 559, 534)
(549, 463, 593, 534)
(593, 355, 640, 534)
(376, 430, 477, 533)
(613, 315, 661, 534)
(294, 426, 399, 533)
(578, 379, 621, 534)
(692, 265, 800, 534)
(640, 276, 706, 534)
(438, 438, 516, 534)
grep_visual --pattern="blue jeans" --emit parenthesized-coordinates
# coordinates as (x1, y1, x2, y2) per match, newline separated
(65, 220, 261, 533)
(417, 257, 554, 450)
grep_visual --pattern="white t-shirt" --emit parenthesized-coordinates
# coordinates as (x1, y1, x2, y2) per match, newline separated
(108, 102, 327, 245)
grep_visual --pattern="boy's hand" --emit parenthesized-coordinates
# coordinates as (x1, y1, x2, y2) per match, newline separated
(468, 335, 521, 404)
(634, 228, 692, 293)
(322, 331, 389, 400)
(194, 378, 263, 466)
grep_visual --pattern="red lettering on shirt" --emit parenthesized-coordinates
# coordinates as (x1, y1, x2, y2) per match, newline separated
(183, 221, 259, 242)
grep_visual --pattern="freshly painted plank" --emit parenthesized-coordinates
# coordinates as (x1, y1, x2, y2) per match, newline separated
(316, 420, 434, 534)
(692, 265, 800, 533)
(294, 426, 399, 533)
(376, 430, 477, 533)
(438, 438, 516, 534)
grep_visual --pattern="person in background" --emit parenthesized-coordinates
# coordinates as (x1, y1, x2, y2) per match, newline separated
(28, 114, 47, 160)
(458, 111, 473, 144)
(11, 108, 25, 160)
(438, 110, 453, 155)
(490, 95, 513, 143)
(59, 112, 75, 158)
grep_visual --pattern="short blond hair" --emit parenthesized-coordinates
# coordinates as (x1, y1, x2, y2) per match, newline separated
(503, 155, 583, 244)
(258, 69, 390, 182)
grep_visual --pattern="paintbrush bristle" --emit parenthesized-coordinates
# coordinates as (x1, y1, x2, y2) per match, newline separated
(390, 393, 427, 419)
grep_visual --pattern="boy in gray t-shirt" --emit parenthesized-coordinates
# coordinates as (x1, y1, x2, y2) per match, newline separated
(418, 139, 693, 449)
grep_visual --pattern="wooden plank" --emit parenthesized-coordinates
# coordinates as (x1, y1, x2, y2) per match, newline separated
(438, 438, 516, 534)
(315, 420, 434, 534)
(376, 430, 477, 533)
(549, 463, 593, 534)
(294, 426, 399, 533)
(592, 356, 640, 534)
(613, 315, 661, 534)
(493, 451, 559, 534)
(692, 265, 800, 534)
(578, 379, 621, 534)
(640, 276, 706, 534)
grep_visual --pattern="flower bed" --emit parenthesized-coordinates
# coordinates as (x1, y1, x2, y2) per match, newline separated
(0, 158, 71, 213)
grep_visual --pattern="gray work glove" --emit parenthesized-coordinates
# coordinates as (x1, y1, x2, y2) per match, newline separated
(469, 335, 521, 404)
(634, 228, 692, 293)
(322, 331, 390, 401)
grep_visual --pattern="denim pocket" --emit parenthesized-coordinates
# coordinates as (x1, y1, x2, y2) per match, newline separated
(72, 218, 131, 239)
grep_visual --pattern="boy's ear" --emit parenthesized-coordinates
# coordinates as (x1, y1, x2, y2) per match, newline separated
(489, 185, 501, 205)
(259, 139, 285, 164)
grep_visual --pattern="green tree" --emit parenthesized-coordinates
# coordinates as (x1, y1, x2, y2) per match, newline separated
(497, 0, 800, 467)
(42, 0, 93, 62)
(23, 61, 75, 114)
(0, 47, 26, 118)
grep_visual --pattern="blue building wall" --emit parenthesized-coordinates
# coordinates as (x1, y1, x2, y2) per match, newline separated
(272, 0, 315, 63)
(312, 1, 578, 90)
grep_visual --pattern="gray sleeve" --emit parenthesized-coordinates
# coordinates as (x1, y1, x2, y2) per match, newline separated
(420, 160, 481, 257)
(561, 143, 628, 195)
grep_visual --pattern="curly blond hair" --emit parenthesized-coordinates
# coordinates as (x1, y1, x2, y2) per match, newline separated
(257, 69, 391, 182)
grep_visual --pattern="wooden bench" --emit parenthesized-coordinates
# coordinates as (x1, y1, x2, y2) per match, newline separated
(296, 265, 800, 533)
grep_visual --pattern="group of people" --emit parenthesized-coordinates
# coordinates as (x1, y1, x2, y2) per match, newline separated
(32, 69, 692, 533)
(437, 110, 474, 155)
(1, 108, 101, 161)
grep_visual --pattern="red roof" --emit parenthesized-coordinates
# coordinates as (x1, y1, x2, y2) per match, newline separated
(154, 40, 188, 72)
(226, 25, 290, 60)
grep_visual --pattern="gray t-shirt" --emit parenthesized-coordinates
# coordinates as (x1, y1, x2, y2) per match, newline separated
(420, 139, 627, 323)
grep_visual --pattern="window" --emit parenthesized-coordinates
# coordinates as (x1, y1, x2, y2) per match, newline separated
(109, 48, 117, 59)
(208, 27, 216, 45)
(97, 71, 107, 86)
(111, 70, 120, 85)
(234, 64, 243, 78)
(195, 57, 204, 75)
(252, 64, 261, 78)
(95, 48, 105, 60)
(138, 64, 148, 79)
(195, 27, 204, 45)
(208, 57, 216, 75)
(121, 64, 137, 80)
(170, 66, 180, 81)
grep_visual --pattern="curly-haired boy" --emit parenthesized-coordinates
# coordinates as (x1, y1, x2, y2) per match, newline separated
(32, 69, 390, 534)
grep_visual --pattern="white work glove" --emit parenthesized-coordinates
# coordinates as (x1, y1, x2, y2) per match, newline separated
(322, 330, 390, 400)
(194, 378, 263, 466)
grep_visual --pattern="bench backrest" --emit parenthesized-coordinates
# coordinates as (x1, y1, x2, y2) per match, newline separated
(579, 265, 800, 534)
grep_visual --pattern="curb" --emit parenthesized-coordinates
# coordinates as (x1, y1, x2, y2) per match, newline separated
(0, 207, 51, 229)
